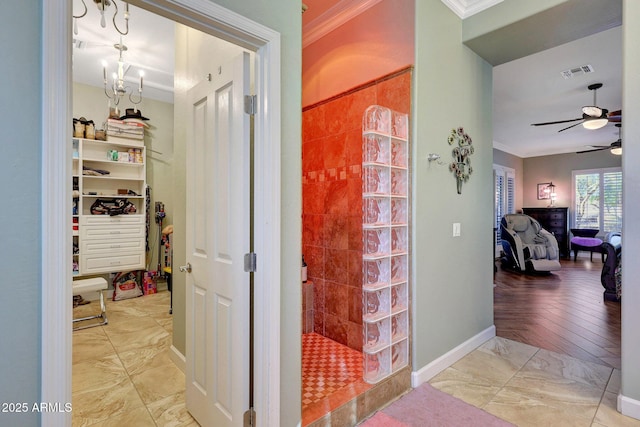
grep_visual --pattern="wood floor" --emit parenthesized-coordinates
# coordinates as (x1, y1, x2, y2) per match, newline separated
(494, 256, 621, 369)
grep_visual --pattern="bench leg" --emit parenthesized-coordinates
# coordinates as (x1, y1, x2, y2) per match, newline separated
(73, 290, 108, 331)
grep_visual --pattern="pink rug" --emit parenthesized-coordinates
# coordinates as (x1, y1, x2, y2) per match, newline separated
(360, 383, 514, 427)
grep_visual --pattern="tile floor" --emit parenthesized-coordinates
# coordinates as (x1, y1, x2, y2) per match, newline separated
(302, 333, 372, 425)
(72, 290, 198, 427)
(427, 336, 640, 427)
(73, 292, 640, 427)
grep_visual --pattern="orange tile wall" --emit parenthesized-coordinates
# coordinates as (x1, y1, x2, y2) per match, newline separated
(302, 68, 412, 351)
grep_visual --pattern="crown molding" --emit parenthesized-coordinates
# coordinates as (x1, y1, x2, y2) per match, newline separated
(441, 0, 503, 19)
(303, 0, 383, 48)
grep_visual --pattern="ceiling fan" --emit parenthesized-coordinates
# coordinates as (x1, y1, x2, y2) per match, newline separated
(577, 124, 622, 155)
(531, 83, 621, 132)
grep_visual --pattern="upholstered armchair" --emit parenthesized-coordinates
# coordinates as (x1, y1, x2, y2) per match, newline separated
(500, 214, 562, 273)
(601, 232, 621, 301)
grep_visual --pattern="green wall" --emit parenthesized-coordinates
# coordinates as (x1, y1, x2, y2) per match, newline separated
(412, 0, 495, 369)
(522, 151, 621, 214)
(0, 2, 42, 426)
(621, 0, 640, 403)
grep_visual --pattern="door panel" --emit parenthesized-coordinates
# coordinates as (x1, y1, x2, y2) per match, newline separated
(185, 52, 250, 427)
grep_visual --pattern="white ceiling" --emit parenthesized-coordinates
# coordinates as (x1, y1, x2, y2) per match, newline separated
(493, 26, 622, 158)
(72, 0, 622, 158)
(72, 0, 175, 104)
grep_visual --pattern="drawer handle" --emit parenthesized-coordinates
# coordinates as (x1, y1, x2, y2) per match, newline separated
(110, 231, 121, 234)
(110, 261, 121, 265)
(110, 245, 121, 248)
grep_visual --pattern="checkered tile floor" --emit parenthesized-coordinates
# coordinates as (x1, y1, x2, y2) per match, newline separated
(302, 333, 364, 407)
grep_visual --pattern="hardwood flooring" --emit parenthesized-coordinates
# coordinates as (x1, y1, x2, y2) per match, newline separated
(493, 256, 621, 369)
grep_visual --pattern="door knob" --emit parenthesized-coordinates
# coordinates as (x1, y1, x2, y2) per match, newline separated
(179, 263, 192, 273)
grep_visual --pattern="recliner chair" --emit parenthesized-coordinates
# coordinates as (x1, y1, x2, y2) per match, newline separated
(500, 213, 562, 273)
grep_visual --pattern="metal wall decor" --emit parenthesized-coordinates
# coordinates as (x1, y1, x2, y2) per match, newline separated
(448, 127, 474, 194)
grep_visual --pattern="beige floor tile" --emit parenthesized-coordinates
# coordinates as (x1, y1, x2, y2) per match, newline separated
(607, 369, 622, 393)
(72, 328, 116, 364)
(443, 337, 538, 388)
(429, 367, 503, 408)
(104, 314, 162, 334)
(105, 300, 149, 318)
(118, 346, 175, 376)
(156, 317, 174, 333)
(85, 406, 156, 427)
(72, 354, 128, 393)
(104, 323, 171, 354)
(484, 386, 597, 427)
(130, 363, 186, 405)
(593, 391, 640, 426)
(147, 391, 200, 427)
(72, 377, 145, 427)
(512, 349, 612, 393)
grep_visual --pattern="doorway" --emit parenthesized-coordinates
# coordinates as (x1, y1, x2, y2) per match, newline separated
(42, 0, 282, 425)
(301, 69, 413, 425)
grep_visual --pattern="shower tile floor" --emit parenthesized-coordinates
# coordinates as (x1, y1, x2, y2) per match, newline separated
(302, 333, 372, 426)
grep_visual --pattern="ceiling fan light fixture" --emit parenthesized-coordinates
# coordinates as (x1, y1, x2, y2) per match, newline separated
(583, 117, 608, 130)
(582, 105, 602, 117)
(611, 147, 622, 155)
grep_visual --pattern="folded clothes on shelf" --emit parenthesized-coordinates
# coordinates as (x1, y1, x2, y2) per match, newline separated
(82, 165, 110, 176)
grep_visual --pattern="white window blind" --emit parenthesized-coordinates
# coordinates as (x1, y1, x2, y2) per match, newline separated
(572, 167, 622, 233)
(494, 165, 516, 252)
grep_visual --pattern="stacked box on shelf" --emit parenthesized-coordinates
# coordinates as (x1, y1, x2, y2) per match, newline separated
(362, 105, 409, 384)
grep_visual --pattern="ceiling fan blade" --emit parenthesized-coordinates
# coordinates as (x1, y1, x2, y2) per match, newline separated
(558, 121, 584, 132)
(531, 117, 583, 126)
(577, 146, 611, 154)
(608, 110, 622, 122)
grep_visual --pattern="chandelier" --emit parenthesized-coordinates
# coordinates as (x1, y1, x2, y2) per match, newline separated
(73, 0, 130, 36)
(102, 37, 143, 112)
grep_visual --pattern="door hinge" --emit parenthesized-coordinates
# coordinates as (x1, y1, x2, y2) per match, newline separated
(244, 95, 257, 115)
(243, 408, 256, 427)
(244, 252, 257, 273)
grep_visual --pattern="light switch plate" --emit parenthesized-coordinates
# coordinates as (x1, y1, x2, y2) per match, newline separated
(453, 223, 461, 237)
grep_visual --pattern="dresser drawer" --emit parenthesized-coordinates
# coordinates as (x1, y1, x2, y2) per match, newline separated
(80, 224, 145, 240)
(80, 251, 144, 274)
(80, 214, 144, 225)
(548, 213, 565, 220)
(80, 237, 145, 255)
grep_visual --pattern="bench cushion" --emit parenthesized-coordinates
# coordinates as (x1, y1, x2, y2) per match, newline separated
(571, 237, 603, 248)
(72, 278, 108, 295)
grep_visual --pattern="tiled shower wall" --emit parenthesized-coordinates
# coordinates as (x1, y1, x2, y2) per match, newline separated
(302, 68, 411, 351)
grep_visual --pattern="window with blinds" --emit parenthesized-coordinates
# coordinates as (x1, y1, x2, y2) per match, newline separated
(494, 165, 516, 255)
(572, 167, 622, 233)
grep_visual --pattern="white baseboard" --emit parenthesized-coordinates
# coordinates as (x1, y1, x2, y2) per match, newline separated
(170, 345, 186, 373)
(411, 326, 496, 388)
(618, 393, 640, 421)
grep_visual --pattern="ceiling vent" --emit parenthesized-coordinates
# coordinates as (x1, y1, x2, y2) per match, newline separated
(560, 64, 595, 79)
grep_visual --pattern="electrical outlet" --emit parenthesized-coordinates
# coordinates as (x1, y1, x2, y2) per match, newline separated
(453, 223, 461, 237)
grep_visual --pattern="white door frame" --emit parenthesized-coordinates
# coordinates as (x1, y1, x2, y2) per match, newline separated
(42, 1, 281, 426)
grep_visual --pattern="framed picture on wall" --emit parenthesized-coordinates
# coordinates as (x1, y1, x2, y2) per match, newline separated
(537, 183, 550, 200)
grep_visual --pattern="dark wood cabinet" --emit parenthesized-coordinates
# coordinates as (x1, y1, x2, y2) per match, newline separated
(522, 207, 569, 259)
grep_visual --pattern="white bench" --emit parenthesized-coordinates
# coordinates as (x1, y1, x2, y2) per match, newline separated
(72, 278, 108, 330)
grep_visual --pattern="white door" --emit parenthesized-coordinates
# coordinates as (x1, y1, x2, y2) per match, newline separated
(185, 52, 251, 427)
